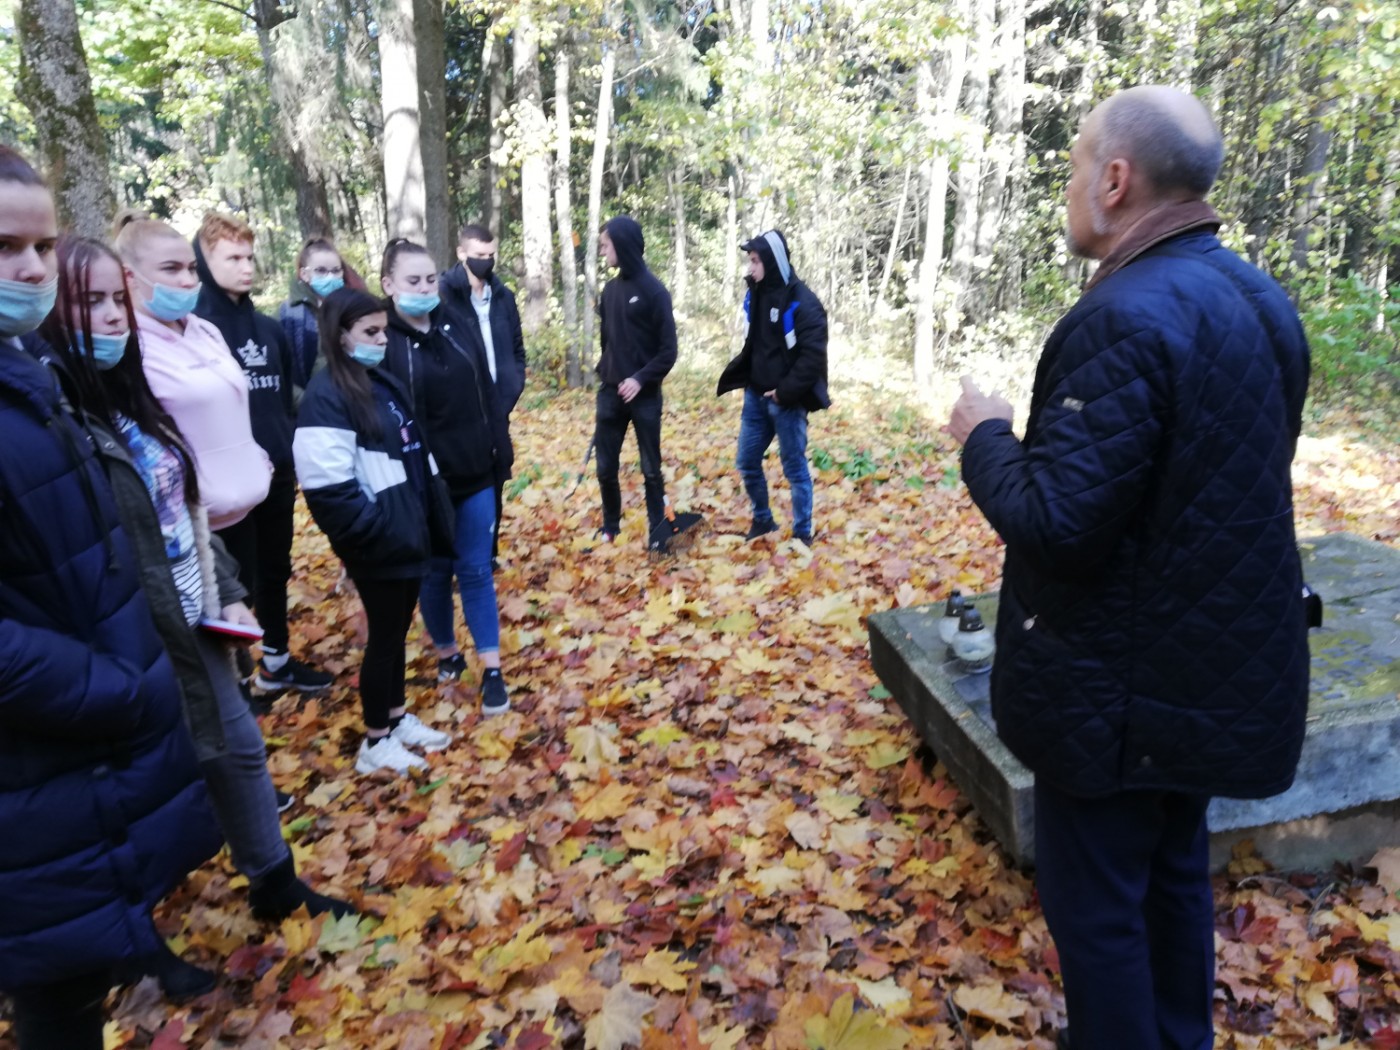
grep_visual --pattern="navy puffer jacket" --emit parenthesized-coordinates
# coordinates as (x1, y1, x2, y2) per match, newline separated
(962, 228, 1311, 800)
(0, 343, 220, 991)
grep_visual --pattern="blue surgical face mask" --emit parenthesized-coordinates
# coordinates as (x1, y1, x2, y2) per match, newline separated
(395, 291, 439, 318)
(139, 276, 202, 322)
(85, 331, 130, 370)
(0, 276, 58, 338)
(308, 274, 344, 298)
(350, 342, 385, 368)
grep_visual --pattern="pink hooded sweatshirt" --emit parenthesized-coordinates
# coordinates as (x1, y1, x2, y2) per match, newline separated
(137, 311, 271, 529)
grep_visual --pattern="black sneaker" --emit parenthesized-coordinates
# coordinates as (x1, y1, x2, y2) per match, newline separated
(793, 532, 813, 547)
(481, 669, 510, 716)
(746, 519, 780, 540)
(438, 652, 468, 683)
(648, 535, 670, 556)
(275, 790, 294, 813)
(241, 679, 274, 717)
(256, 654, 332, 693)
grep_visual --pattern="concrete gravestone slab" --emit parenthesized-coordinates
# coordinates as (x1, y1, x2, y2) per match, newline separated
(868, 533, 1400, 870)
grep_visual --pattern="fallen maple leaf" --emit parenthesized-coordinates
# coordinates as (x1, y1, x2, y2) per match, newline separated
(1369, 847, 1400, 897)
(804, 992, 909, 1050)
(951, 982, 1027, 1027)
(785, 810, 826, 850)
(622, 948, 698, 992)
(584, 982, 657, 1050)
(316, 911, 367, 954)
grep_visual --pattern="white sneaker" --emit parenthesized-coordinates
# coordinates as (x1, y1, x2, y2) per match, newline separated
(355, 735, 428, 775)
(391, 712, 452, 752)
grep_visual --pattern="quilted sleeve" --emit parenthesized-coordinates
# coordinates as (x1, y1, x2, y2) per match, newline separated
(961, 314, 1169, 579)
(0, 616, 143, 739)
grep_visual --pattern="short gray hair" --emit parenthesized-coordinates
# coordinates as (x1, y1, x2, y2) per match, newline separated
(1095, 93, 1224, 197)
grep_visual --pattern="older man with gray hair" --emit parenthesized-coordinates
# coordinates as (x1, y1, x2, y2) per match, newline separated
(949, 86, 1311, 1049)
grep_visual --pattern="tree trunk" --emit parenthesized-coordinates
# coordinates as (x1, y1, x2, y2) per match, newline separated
(912, 17, 969, 391)
(976, 0, 1026, 313)
(876, 162, 913, 311)
(581, 20, 616, 374)
(723, 172, 739, 311)
(254, 18, 334, 238)
(486, 29, 507, 236)
(513, 8, 553, 335)
(1289, 70, 1335, 275)
(415, 0, 452, 266)
(379, 0, 426, 242)
(669, 168, 689, 308)
(15, 0, 115, 237)
(951, 0, 993, 323)
(555, 45, 582, 387)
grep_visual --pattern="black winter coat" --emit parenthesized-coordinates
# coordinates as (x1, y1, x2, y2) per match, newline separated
(0, 342, 220, 991)
(381, 309, 502, 500)
(596, 217, 678, 389)
(717, 278, 831, 411)
(961, 228, 1311, 800)
(439, 265, 528, 415)
(293, 367, 454, 581)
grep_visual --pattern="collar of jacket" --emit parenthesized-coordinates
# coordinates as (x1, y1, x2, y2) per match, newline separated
(1084, 199, 1222, 292)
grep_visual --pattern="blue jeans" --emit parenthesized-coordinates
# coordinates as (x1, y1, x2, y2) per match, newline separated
(420, 487, 500, 654)
(1034, 781, 1215, 1050)
(736, 388, 812, 537)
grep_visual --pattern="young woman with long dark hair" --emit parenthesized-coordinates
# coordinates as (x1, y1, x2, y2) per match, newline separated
(35, 234, 354, 995)
(294, 287, 456, 775)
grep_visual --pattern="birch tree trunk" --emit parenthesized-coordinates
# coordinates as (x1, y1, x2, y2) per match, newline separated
(912, 18, 969, 391)
(1289, 72, 1335, 274)
(378, 0, 427, 242)
(581, 18, 616, 374)
(876, 163, 913, 312)
(670, 168, 689, 308)
(415, 0, 452, 266)
(555, 46, 582, 387)
(513, 7, 554, 335)
(15, 0, 115, 237)
(950, 0, 994, 322)
(975, 0, 1027, 313)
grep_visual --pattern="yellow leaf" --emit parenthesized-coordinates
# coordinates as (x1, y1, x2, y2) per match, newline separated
(568, 722, 622, 769)
(578, 781, 636, 821)
(853, 977, 911, 1014)
(1368, 846, 1400, 897)
(801, 594, 865, 634)
(701, 1025, 746, 1050)
(712, 610, 757, 634)
(1304, 983, 1337, 1024)
(622, 949, 697, 992)
(750, 864, 804, 897)
(952, 983, 1026, 1027)
(785, 810, 827, 850)
(584, 982, 657, 1050)
(804, 992, 910, 1050)
(637, 723, 688, 748)
(817, 792, 863, 820)
(864, 741, 911, 770)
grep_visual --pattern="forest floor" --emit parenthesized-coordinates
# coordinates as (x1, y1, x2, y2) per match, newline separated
(9, 373, 1400, 1050)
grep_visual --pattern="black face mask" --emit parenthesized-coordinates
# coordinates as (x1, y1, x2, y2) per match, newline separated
(466, 257, 495, 281)
(744, 274, 757, 289)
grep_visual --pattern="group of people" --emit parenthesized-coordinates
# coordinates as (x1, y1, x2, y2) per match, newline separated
(2, 81, 1314, 1050)
(0, 134, 832, 1045)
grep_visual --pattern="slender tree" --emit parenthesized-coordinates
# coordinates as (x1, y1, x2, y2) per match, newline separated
(15, 0, 115, 237)
(379, 0, 427, 243)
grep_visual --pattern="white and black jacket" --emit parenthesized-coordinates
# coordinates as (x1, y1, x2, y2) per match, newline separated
(293, 368, 454, 581)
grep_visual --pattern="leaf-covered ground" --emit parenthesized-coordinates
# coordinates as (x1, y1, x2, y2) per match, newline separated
(5, 376, 1399, 1050)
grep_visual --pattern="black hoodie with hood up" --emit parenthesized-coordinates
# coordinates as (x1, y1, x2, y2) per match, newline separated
(717, 229, 830, 412)
(596, 217, 677, 389)
(192, 239, 297, 468)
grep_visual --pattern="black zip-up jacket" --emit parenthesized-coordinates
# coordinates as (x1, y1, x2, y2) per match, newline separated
(439, 265, 528, 414)
(596, 217, 677, 389)
(380, 307, 499, 501)
(192, 239, 296, 468)
(292, 368, 454, 580)
(717, 231, 830, 411)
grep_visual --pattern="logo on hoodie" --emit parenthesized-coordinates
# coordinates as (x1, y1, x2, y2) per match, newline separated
(235, 339, 269, 369)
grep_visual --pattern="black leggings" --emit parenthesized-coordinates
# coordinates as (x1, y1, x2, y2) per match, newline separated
(10, 971, 108, 1050)
(353, 576, 421, 731)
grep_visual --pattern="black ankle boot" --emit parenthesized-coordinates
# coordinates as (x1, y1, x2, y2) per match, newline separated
(248, 856, 357, 922)
(116, 940, 216, 1002)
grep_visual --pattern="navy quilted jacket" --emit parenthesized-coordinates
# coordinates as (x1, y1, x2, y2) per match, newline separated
(0, 343, 220, 991)
(962, 228, 1311, 799)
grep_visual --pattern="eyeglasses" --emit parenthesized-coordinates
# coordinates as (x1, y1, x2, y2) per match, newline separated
(309, 266, 344, 277)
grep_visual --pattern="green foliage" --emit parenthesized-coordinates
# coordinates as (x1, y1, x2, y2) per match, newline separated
(1301, 275, 1400, 404)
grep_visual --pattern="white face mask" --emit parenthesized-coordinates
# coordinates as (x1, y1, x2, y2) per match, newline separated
(0, 275, 58, 338)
